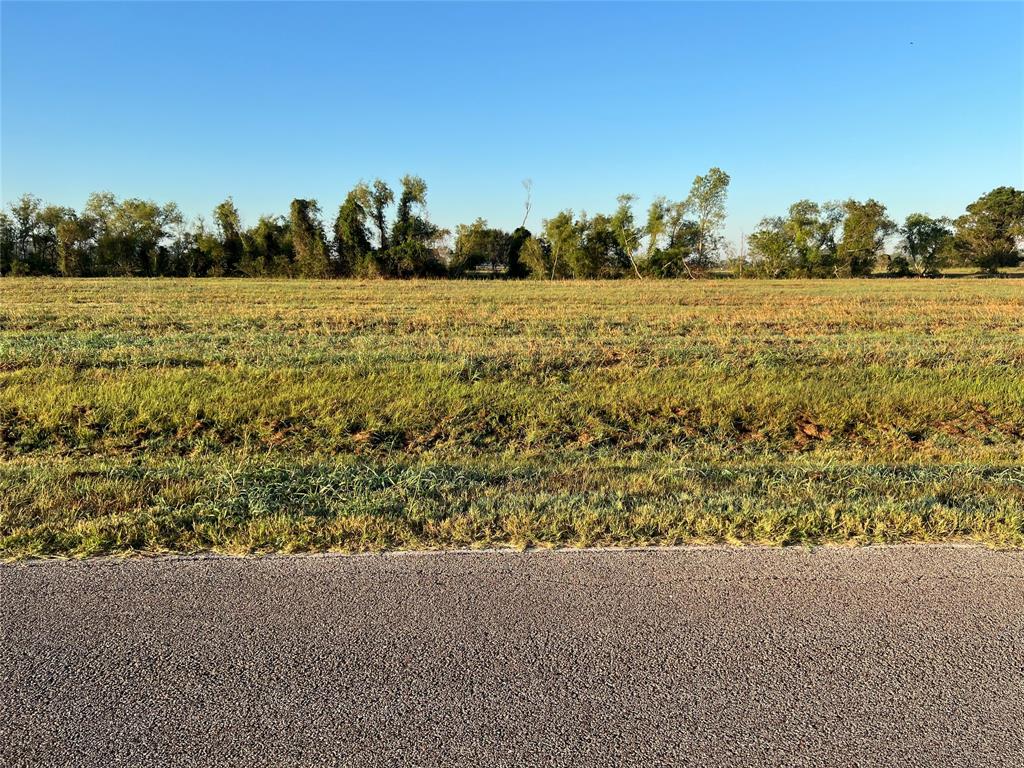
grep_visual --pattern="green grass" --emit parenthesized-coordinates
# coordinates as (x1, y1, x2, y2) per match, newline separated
(2, 277, 1023, 557)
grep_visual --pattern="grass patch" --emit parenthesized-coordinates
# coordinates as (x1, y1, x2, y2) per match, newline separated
(1, 278, 1022, 557)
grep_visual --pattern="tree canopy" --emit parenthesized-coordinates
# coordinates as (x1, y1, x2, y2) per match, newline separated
(2, 176, 1019, 279)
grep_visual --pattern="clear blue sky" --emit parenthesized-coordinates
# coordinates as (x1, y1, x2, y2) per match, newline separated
(2, 1, 1022, 245)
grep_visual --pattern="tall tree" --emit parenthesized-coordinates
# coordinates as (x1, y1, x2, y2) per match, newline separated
(954, 187, 1024, 274)
(55, 213, 97, 276)
(85, 193, 181, 276)
(542, 210, 579, 279)
(786, 200, 842, 277)
(212, 198, 244, 276)
(289, 199, 330, 278)
(6, 194, 45, 274)
(505, 226, 532, 278)
(37, 205, 82, 274)
(836, 199, 895, 277)
(368, 179, 393, 255)
(574, 212, 625, 278)
(643, 196, 700, 277)
(896, 214, 952, 276)
(243, 215, 292, 277)
(164, 216, 203, 277)
(334, 183, 373, 277)
(390, 175, 427, 244)
(518, 235, 550, 279)
(0, 212, 13, 275)
(747, 217, 796, 278)
(498, 179, 533, 278)
(387, 175, 445, 277)
(687, 167, 731, 267)
(746, 201, 843, 278)
(610, 195, 644, 279)
(452, 218, 511, 276)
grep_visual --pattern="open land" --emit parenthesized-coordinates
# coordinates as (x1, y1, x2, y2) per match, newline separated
(1, 277, 1023, 558)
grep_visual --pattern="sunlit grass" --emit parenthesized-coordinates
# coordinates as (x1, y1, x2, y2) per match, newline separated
(2, 277, 1022, 557)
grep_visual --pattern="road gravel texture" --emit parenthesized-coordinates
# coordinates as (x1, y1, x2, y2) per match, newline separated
(2, 546, 1023, 767)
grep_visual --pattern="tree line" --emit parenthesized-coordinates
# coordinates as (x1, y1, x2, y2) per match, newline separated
(1, 170, 1021, 278)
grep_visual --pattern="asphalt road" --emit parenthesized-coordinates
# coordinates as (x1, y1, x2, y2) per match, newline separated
(2, 546, 1022, 768)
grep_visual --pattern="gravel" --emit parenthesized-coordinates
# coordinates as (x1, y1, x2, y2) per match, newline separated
(2, 546, 1022, 767)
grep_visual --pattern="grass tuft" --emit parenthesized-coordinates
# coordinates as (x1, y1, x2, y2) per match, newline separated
(1, 278, 1022, 558)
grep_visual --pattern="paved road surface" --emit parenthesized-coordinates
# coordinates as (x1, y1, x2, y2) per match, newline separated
(2, 546, 1022, 767)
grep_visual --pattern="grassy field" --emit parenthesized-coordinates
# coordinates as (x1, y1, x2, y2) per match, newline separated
(1, 277, 1023, 558)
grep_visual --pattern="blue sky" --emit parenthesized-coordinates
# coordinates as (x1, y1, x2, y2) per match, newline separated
(2, 1, 1022, 245)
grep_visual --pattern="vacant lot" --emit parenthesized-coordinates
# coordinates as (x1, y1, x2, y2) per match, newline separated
(1, 278, 1022, 557)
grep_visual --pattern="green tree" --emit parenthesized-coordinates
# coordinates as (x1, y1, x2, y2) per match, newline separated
(747, 217, 796, 278)
(745, 201, 842, 278)
(836, 199, 895, 277)
(386, 175, 446, 277)
(0, 212, 13, 275)
(164, 217, 203, 277)
(390, 175, 426, 245)
(243, 215, 293, 277)
(954, 187, 1024, 274)
(289, 199, 330, 278)
(610, 195, 644, 279)
(55, 213, 97, 276)
(189, 218, 219, 277)
(505, 226, 532, 278)
(542, 210, 580, 279)
(519, 235, 551, 279)
(36, 205, 79, 274)
(643, 196, 700, 277)
(687, 167, 731, 268)
(575, 212, 625, 278)
(85, 193, 181, 276)
(369, 179, 394, 255)
(895, 214, 952, 276)
(6, 194, 45, 274)
(451, 218, 513, 276)
(334, 183, 373, 277)
(211, 198, 244, 276)
(786, 200, 842, 277)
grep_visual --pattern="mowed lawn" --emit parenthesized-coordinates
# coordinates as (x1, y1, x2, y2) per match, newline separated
(1, 277, 1023, 558)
